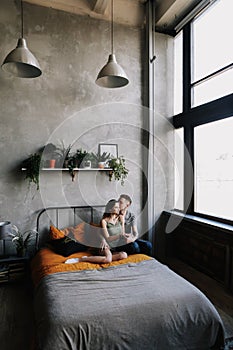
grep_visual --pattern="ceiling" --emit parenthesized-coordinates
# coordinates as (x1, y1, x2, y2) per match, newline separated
(24, 0, 147, 27)
(24, 0, 204, 33)
(154, 0, 204, 34)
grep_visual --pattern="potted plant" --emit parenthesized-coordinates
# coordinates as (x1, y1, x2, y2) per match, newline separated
(107, 156, 129, 185)
(22, 143, 69, 189)
(52, 142, 72, 168)
(89, 151, 111, 168)
(10, 225, 36, 257)
(42, 143, 57, 167)
(43, 142, 70, 168)
(73, 149, 89, 168)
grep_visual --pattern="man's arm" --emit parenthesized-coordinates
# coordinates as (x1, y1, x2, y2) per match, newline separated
(131, 224, 138, 240)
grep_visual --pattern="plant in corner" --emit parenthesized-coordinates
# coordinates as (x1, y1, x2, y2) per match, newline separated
(107, 156, 129, 185)
(10, 225, 36, 257)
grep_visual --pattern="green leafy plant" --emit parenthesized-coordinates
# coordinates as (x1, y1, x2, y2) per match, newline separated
(53, 142, 72, 168)
(67, 148, 90, 181)
(22, 143, 73, 188)
(23, 152, 42, 190)
(73, 149, 89, 167)
(62, 144, 72, 168)
(43, 142, 72, 168)
(107, 156, 129, 185)
(89, 151, 111, 168)
(10, 225, 36, 257)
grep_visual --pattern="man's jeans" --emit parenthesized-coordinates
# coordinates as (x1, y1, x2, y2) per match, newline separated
(116, 239, 152, 256)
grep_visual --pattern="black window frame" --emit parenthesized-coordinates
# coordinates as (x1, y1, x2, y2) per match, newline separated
(173, 20, 233, 225)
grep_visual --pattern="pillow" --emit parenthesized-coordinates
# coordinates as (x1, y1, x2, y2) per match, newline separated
(51, 237, 88, 257)
(49, 222, 104, 254)
(50, 222, 86, 241)
(49, 223, 88, 257)
(50, 225, 66, 240)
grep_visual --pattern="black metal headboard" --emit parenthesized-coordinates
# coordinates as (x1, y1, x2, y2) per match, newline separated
(36, 205, 105, 250)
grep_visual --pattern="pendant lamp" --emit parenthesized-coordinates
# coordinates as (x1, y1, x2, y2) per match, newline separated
(96, 0, 129, 88)
(1, 0, 42, 78)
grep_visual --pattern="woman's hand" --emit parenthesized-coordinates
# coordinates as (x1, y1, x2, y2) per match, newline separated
(119, 214, 125, 224)
(123, 233, 135, 244)
(100, 239, 109, 252)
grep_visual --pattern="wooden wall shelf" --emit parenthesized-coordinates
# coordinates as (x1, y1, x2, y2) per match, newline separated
(21, 168, 112, 171)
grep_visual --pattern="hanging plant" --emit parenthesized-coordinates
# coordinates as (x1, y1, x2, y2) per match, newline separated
(107, 156, 129, 186)
(23, 152, 42, 190)
(67, 148, 90, 181)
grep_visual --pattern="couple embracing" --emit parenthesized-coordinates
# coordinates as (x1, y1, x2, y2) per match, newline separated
(79, 194, 152, 264)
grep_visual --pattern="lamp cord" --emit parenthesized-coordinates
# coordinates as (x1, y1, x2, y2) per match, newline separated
(21, 0, 24, 38)
(111, 0, 114, 54)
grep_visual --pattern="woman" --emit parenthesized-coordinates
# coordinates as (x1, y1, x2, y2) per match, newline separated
(79, 199, 127, 264)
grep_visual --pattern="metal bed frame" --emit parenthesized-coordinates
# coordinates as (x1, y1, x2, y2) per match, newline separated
(35, 205, 105, 250)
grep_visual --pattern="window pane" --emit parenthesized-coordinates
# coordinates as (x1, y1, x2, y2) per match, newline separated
(192, 0, 233, 82)
(194, 117, 233, 220)
(174, 31, 183, 115)
(192, 67, 233, 107)
(174, 128, 184, 210)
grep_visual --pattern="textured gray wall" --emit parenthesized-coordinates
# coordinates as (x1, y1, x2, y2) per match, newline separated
(0, 0, 144, 240)
(154, 32, 174, 213)
(0, 1, 174, 255)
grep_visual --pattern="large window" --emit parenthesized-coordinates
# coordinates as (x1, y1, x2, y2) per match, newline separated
(173, 0, 233, 223)
(194, 117, 233, 221)
(174, 128, 184, 210)
(191, 0, 233, 107)
(173, 31, 183, 115)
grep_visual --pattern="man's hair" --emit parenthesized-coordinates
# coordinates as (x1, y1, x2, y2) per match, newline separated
(119, 194, 132, 205)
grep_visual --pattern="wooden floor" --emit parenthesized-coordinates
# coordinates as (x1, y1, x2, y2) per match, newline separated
(167, 257, 233, 339)
(0, 260, 233, 349)
(0, 281, 34, 350)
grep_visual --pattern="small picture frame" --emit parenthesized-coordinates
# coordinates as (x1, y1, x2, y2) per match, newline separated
(98, 143, 118, 159)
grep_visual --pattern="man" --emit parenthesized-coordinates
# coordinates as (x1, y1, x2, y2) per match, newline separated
(117, 194, 152, 256)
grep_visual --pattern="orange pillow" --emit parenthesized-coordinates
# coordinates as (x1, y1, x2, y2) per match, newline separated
(50, 222, 86, 241)
(50, 225, 66, 240)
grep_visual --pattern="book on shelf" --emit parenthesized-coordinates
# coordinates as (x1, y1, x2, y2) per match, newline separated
(0, 264, 9, 273)
(0, 278, 8, 284)
(9, 262, 25, 268)
(9, 266, 25, 273)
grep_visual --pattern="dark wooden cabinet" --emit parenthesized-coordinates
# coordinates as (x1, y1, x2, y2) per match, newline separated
(156, 211, 233, 293)
(0, 256, 29, 284)
(172, 224, 228, 284)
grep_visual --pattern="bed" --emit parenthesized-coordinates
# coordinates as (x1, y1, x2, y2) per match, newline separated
(31, 206, 225, 350)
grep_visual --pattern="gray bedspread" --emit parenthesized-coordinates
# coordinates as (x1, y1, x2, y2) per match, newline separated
(34, 258, 224, 350)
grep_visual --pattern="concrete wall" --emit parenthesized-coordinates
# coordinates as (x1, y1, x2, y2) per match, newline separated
(0, 0, 174, 254)
(153, 32, 175, 258)
(154, 32, 174, 213)
(0, 0, 145, 244)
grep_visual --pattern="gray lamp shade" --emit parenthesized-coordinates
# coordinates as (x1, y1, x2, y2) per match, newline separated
(96, 54, 129, 88)
(0, 221, 12, 239)
(1, 38, 42, 78)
